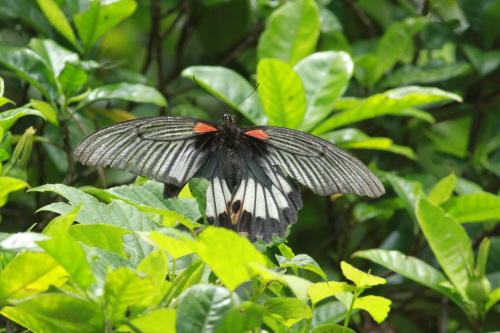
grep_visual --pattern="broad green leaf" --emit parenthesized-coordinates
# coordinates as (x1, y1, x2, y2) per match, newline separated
(58, 62, 90, 98)
(31, 184, 160, 263)
(0, 252, 68, 305)
(1, 306, 67, 333)
(162, 260, 205, 306)
(68, 224, 130, 256)
(28, 38, 79, 77)
(136, 250, 168, 305)
(127, 308, 176, 333)
(381, 63, 473, 88)
(43, 203, 82, 236)
(486, 287, 500, 311)
(354, 249, 463, 307)
(182, 67, 267, 125)
(0, 46, 60, 101)
(81, 245, 134, 285)
(0, 177, 28, 207)
(176, 284, 236, 333)
(30, 99, 59, 125)
(463, 44, 500, 77)
(15, 293, 104, 332)
(310, 301, 351, 327)
(443, 193, 500, 223)
(294, 51, 353, 132)
(428, 173, 457, 205)
(149, 231, 194, 259)
(277, 254, 327, 281)
(257, 59, 306, 129)
(0, 232, 49, 252)
(216, 302, 267, 333)
(416, 196, 474, 296)
(190, 227, 266, 291)
(308, 282, 356, 305)
(38, 230, 96, 291)
(257, 0, 320, 66)
(338, 137, 416, 160)
(74, 0, 137, 52)
(310, 324, 356, 333)
(341, 261, 386, 288)
(0, 78, 14, 107)
(312, 87, 462, 135)
(266, 297, 312, 327)
(104, 267, 155, 323)
(34, 0, 80, 51)
(353, 295, 391, 323)
(76, 83, 166, 110)
(386, 173, 424, 223)
(0, 107, 45, 131)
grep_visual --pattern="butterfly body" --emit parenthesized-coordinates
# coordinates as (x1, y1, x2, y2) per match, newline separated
(75, 114, 384, 242)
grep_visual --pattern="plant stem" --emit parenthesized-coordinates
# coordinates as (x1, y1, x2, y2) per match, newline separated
(344, 291, 358, 328)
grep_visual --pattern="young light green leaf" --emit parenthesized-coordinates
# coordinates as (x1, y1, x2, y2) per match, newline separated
(43, 203, 82, 236)
(76, 83, 166, 110)
(257, 59, 306, 129)
(216, 302, 267, 333)
(162, 260, 205, 306)
(0, 177, 28, 207)
(136, 250, 168, 306)
(126, 308, 176, 333)
(182, 67, 267, 125)
(428, 173, 457, 205)
(341, 261, 386, 288)
(0, 78, 14, 108)
(176, 284, 236, 333)
(37, 230, 96, 291)
(0, 252, 68, 305)
(294, 51, 353, 132)
(104, 267, 155, 323)
(416, 196, 474, 296)
(15, 293, 104, 332)
(266, 297, 312, 327)
(257, 0, 320, 66)
(277, 243, 295, 259)
(443, 192, 500, 222)
(277, 254, 327, 281)
(310, 324, 356, 333)
(149, 231, 194, 259)
(312, 87, 462, 135)
(190, 227, 267, 291)
(308, 282, 356, 305)
(68, 224, 130, 256)
(353, 295, 391, 323)
(486, 287, 500, 311)
(34, 0, 80, 52)
(1, 306, 67, 333)
(30, 99, 59, 126)
(74, 0, 137, 53)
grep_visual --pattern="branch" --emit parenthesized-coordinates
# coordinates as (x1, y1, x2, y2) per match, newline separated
(342, 0, 376, 39)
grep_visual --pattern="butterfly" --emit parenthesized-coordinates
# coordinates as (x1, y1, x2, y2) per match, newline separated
(74, 113, 385, 242)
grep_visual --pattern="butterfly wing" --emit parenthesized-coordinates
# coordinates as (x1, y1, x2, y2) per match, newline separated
(240, 126, 385, 198)
(74, 116, 219, 197)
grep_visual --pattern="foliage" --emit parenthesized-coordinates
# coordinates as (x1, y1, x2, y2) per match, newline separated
(0, 0, 500, 332)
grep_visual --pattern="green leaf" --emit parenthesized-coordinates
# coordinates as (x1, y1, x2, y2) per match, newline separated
(68, 224, 130, 256)
(277, 254, 327, 281)
(257, 59, 306, 129)
(216, 302, 267, 333)
(266, 297, 312, 327)
(0, 177, 28, 207)
(0, 78, 14, 108)
(34, 0, 80, 52)
(312, 86, 462, 135)
(1, 307, 67, 333)
(149, 231, 194, 259)
(76, 83, 166, 110)
(353, 295, 391, 323)
(381, 63, 473, 88)
(104, 267, 155, 323)
(30, 99, 59, 125)
(310, 324, 356, 333)
(340, 261, 386, 288)
(257, 0, 320, 66)
(277, 243, 295, 259)
(176, 284, 236, 333)
(443, 193, 500, 223)
(74, 0, 137, 53)
(308, 282, 356, 305)
(43, 202, 82, 236)
(182, 66, 267, 125)
(386, 173, 424, 223)
(58, 62, 90, 98)
(28, 38, 79, 77)
(486, 287, 500, 311)
(15, 293, 104, 332)
(463, 44, 500, 77)
(354, 249, 463, 307)
(37, 230, 96, 291)
(162, 260, 205, 306)
(190, 227, 267, 291)
(294, 51, 353, 132)
(0, 46, 60, 101)
(136, 250, 168, 306)
(0, 107, 45, 132)
(0, 232, 49, 252)
(428, 173, 457, 205)
(416, 196, 474, 296)
(127, 308, 176, 333)
(0, 252, 68, 305)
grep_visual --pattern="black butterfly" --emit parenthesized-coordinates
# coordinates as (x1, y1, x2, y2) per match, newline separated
(74, 114, 384, 242)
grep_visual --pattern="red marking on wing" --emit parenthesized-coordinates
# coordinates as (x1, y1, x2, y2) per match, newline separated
(193, 122, 217, 133)
(244, 129, 270, 140)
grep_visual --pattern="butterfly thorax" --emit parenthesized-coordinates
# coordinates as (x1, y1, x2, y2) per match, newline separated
(220, 114, 241, 149)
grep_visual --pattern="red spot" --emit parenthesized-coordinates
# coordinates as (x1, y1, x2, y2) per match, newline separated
(244, 129, 269, 140)
(193, 122, 217, 133)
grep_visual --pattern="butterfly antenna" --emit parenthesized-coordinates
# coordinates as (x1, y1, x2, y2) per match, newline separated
(192, 76, 230, 113)
(233, 83, 260, 112)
